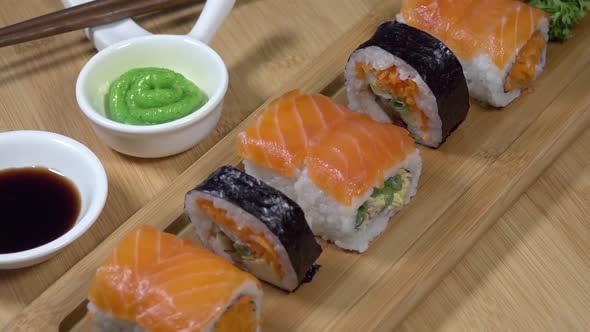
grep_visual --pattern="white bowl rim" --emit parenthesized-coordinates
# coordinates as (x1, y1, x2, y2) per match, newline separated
(0, 130, 108, 265)
(75, 34, 229, 135)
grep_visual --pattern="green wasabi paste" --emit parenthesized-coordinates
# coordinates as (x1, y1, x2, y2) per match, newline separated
(106, 67, 207, 125)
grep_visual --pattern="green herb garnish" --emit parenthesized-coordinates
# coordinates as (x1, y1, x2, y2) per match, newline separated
(233, 243, 252, 256)
(356, 202, 369, 228)
(388, 97, 408, 113)
(529, 0, 590, 41)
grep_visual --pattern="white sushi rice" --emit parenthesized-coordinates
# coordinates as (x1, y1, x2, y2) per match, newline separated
(88, 280, 263, 332)
(88, 304, 146, 332)
(294, 149, 422, 253)
(396, 15, 549, 107)
(243, 160, 299, 201)
(185, 191, 300, 291)
(345, 46, 442, 147)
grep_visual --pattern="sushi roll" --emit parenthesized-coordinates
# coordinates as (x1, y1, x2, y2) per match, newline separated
(397, 0, 550, 107)
(345, 21, 470, 148)
(87, 226, 262, 332)
(294, 114, 422, 252)
(237, 89, 354, 199)
(185, 165, 322, 292)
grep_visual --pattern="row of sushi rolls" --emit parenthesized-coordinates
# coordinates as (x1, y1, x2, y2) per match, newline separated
(86, 0, 578, 330)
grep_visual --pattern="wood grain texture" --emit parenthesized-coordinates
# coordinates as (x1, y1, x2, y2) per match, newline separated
(0, 0, 382, 327)
(5, 4, 590, 330)
(0, 0, 197, 47)
(3, 0, 403, 329)
(399, 127, 590, 331)
(2, 1, 590, 331)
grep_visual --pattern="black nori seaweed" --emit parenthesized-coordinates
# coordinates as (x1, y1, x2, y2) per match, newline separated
(353, 21, 470, 147)
(186, 165, 322, 291)
(302, 263, 321, 283)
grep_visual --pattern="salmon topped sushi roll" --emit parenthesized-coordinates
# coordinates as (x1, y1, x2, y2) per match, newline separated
(397, 0, 550, 107)
(185, 166, 322, 292)
(294, 114, 422, 252)
(237, 90, 354, 199)
(87, 226, 262, 332)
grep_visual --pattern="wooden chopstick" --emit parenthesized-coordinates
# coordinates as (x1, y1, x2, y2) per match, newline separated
(0, 0, 197, 48)
(0, 0, 127, 37)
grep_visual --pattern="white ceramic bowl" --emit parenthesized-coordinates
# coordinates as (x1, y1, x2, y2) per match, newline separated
(0, 131, 108, 269)
(76, 35, 228, 158)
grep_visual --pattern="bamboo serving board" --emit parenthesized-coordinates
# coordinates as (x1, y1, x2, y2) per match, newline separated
(6, 1, 590, 330)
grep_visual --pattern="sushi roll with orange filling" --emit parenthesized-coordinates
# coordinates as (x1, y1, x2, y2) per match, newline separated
(345, 21, 470, 148)
(185, 166, 322, 292)
(397, 0, 550, 107)
(87, 225, 262, 332)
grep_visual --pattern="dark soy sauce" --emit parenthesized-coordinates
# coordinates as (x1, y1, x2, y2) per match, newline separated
(0, 167, 81, 254)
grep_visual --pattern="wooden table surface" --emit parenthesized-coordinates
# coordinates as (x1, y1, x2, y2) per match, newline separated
(0, 1, 588, 331)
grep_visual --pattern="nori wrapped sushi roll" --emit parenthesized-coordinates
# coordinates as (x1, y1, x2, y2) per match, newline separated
(184, 165, 322, 292)
(345, 21, 470, 148)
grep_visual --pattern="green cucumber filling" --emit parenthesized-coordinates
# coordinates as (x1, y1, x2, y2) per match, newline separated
(388, 97, 408, 114)
(355, 169, 412, 229)
(215, 228, 256, 262)
(368, 74, 408, 115)
(213, 226, 283, 286)
(368, 77, 420, 125)
(233, 242, 253, 257)
(366, 73, 427, 132)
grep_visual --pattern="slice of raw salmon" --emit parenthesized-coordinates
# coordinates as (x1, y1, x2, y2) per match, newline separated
(401, 0, 548, 68)
(237, 90, 354, 176)
(306, 114, 415, 206)
(88, 226, 261, 332)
